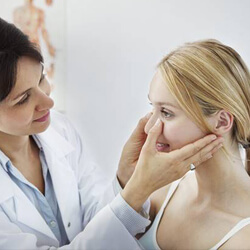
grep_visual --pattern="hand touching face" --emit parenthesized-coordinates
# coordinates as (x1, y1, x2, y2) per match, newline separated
(145, 69, 207, 152)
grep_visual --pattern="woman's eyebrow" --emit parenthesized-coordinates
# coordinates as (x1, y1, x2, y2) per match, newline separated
(13, 64, 44, 101)
(148, 94, 179, 109)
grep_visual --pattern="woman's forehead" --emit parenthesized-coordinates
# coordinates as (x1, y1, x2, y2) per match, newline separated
(149, 69, 180, 109)
(7, 57, 42, 100)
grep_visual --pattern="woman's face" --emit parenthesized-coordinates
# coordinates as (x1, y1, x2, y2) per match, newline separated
(145, 69, 209, 152)
(0, 56, 54, 137)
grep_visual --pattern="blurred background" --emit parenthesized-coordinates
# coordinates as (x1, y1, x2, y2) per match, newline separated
(0, 0, 250, 178)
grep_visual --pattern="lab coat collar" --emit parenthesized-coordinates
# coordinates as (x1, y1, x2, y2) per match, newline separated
(0, 166, 58, 243)
(0, 125, 74, 203)
(0, 150, 11, 172)
(0, 125, 81, 242)
(35, 125, 75, 158)
(0, 167, 15, 203)
(37, 126, 82, 240)
(0, 124, 74, 172)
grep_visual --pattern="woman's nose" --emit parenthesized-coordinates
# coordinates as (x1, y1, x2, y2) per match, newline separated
(35, 95, 54, 112)
(144, 112, 158, 134)
(35, 80, 54, 111)
(35, 88, 54, 112)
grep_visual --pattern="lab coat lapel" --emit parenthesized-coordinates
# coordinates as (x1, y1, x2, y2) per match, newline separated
(0, 166, 57, 242)
(14, 187, 58, 241)
(36, 126, 82, 241)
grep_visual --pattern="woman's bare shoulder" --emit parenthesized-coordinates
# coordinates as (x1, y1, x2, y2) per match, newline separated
(149, 184, 171, 220)
(136, 184, 172, 239)
(221, 223, 250, 249)
(149, 172, 195, 219)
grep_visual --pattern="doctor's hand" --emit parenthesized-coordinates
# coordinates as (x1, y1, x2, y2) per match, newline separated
(121, 119, 224, 212)
(117, 113, 152, 188)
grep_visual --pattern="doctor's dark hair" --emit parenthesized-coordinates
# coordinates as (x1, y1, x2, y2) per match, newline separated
(0, 18, 43, 101)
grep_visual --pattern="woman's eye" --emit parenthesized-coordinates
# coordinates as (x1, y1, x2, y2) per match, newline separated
(17, 93, 30, 105)
(161, 109, 173, 118)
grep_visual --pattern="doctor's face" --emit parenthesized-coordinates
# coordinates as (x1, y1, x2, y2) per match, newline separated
(0, 56, 54, 136)
(145, 69, 207, 153)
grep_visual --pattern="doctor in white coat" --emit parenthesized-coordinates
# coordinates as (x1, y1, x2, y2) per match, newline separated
(0, 18, 223, 249)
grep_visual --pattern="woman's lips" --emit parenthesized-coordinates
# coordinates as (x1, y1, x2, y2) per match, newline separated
(34, 111, 50, 122)
(156, 142, 170, 152)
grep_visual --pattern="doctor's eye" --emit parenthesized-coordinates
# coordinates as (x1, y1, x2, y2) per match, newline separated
(17, 93, 31, 105)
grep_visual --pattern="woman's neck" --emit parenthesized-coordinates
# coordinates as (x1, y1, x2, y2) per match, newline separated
(194, 144, 250, 210)
(0, 133, 35, 163)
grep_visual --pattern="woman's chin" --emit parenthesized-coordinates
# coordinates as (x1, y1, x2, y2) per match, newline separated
(32, 120, 51, 134)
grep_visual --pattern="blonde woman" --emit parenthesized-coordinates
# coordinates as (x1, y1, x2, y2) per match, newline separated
(137, 40, 250, 249)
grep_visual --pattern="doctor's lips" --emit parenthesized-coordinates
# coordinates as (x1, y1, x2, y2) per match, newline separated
(34, 111, 50, 122)
(156, 142, 170, 152)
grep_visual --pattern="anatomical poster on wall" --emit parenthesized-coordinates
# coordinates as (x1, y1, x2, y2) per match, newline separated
(0, 0, 67, 112)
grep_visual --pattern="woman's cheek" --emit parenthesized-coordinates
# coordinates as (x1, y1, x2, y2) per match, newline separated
(162, 122, 184, 144)
(163, 121, 205, 150)
(14, 108, 34, 125)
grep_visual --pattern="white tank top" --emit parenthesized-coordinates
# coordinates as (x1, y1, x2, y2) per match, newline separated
(138, 176, 250, 250)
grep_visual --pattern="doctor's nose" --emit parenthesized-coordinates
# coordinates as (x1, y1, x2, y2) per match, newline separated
(35, 92, 54, 112)
(144, 112, 158, 134)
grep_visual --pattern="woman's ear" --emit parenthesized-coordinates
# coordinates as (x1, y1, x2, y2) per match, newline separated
(210, 110, 234, 135)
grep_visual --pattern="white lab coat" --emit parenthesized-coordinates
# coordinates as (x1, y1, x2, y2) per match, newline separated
(0, 110, 142, 250)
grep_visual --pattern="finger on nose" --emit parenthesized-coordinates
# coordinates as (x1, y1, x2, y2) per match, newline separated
(144, 115, 157, 134)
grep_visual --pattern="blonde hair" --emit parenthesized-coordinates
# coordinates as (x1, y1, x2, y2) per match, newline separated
(158, 39, 250, 173)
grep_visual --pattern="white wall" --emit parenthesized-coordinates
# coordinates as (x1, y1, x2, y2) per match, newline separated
(65, 0, 250, 178)
(0, 0, 249, 178)
(0, 1, 249, 178)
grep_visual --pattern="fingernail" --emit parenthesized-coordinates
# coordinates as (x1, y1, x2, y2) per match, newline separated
(211, 135, 217, 141)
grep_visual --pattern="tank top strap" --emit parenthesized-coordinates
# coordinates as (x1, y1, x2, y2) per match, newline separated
(138, 172, 192, 250)
(152, 177, 184, 232)
(161, 179, 182, 210)
(210, 217, 250, 250)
